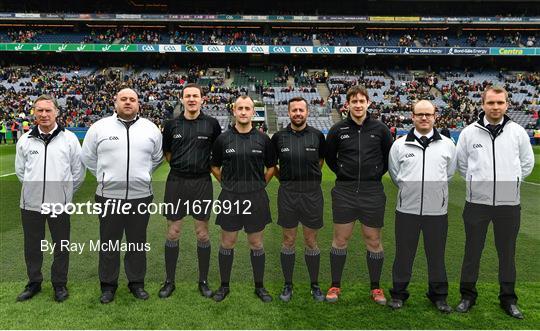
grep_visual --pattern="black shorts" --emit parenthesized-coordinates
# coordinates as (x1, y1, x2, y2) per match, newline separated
(331, 183, 386, 228)
(163, 173, 213, 221)
(277, 186, 323, 230)
(215, 189, 271, 234)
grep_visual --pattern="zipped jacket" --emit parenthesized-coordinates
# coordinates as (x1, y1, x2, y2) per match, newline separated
(81, 113, 163, 199)
(456, 113, 534, 206)
(389, 128, 456, 215)
(15, 124, 85, 212)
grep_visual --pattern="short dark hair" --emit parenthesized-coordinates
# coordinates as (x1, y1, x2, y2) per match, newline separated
(182, 83, 204, 98)
(234, 95, 254, 108)
(481, 86, 508, 104)
(34, 94, 59, 111)
(287, 96, 309, 111)
(346, 85, 370, 103)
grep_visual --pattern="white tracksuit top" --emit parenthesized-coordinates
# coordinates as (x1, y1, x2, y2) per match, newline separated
(81, 113, 163, 200)
(15, 125, 86, 212)
(388, 129, 457, 216)
(456, 114, 534, 206)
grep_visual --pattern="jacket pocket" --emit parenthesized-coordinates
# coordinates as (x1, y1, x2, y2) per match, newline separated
(496, 177, 520, 203)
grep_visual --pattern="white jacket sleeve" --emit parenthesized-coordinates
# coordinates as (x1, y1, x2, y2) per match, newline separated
(388, 142, 400, 186)
(70, 135, 86, 191)
(15, 136, 26, 183)
(456, 131, 469, 178)
(81, 125, 98, 177)
(151, 126, 163, 173)
(446, 141, 457, 181)
(519, 129, 535, 179)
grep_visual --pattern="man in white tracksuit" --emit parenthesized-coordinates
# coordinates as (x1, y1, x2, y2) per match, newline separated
(15, 95, 85, 302)
(82, 88, 163, 304)
(455, 86, 534, 319)
(387, 100, 456, 312)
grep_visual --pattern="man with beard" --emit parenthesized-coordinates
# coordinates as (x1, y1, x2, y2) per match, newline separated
(271, 97, 326, 302)
(82, 88, 163, 304)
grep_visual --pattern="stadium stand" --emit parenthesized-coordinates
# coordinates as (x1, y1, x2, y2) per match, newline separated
(1, 28, 538, 47)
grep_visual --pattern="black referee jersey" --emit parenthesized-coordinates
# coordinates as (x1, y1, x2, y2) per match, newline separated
(211, 126, 277, 193)
(271, 124, 325, 192)
(162, 111, 222, 177)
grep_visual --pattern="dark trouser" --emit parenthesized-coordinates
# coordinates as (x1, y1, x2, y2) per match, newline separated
(11, 130, 18, 144)
(460, 202, 520, 305)
(96, 195, 152, 292)
(0, 132, 6, 144)
(21, 209, 70, 287)
(390, 211, 448, 302)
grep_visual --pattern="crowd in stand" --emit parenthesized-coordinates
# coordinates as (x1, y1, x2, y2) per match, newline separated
(327, 70, 539, 130)
(1, 28, 538, 47)
(1, 65, 538, 143)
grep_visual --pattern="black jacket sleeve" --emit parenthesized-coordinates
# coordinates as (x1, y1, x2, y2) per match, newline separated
(264, 134, 278, 168)
(162, 120, 173, 153)
(211, 134, 224, 167)
(325, 126, 339, 174)
(318, 131, 326, 159)
(380, 124, 393, 174)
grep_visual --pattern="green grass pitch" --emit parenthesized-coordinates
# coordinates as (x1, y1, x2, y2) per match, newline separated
(0, 143, 539, 329)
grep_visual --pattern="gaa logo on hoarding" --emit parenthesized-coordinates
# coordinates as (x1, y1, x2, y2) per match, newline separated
(316, 47, 330, 54)
(338, 47, 354, 54)
(186, 45, 199, 52)
(294, 47, 309, 53)
(141, 45, 156, 52)
(272, 46, 287, 53)
(225, 15, 234, 19)
(251, 46, 264, 52)
(208, 46, 221, 52)
(228, 46, 243, 52)
(163, 45, 177, 52)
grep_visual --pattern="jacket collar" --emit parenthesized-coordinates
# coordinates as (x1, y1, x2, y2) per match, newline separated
(29, 122, 65, 141)
(179, 110, 205, 121)
(286, 123, 309, 135)
(475, 111, 511, 129)
(475, 112, 511, 138)
(231, 124, 256, 135)
(345, 112, 371, 127)
(405, 127, 442, 148)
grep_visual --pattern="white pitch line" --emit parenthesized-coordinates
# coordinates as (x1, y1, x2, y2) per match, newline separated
(523, 180, 540, 186)
(0, 172, 15, 177)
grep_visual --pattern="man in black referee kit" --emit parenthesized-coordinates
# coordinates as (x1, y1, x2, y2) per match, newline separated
(159, 83, 221, 299)
(455, 87, 534, 319)
(271, 97, 326, 302)
(387, 100, 456, 312)
(210, 95, 277, 302)
(325, 85, 393, 304)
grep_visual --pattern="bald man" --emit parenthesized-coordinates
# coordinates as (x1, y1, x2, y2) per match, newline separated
(387, 100, 456, 312)
(82, 88, 163, 303)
